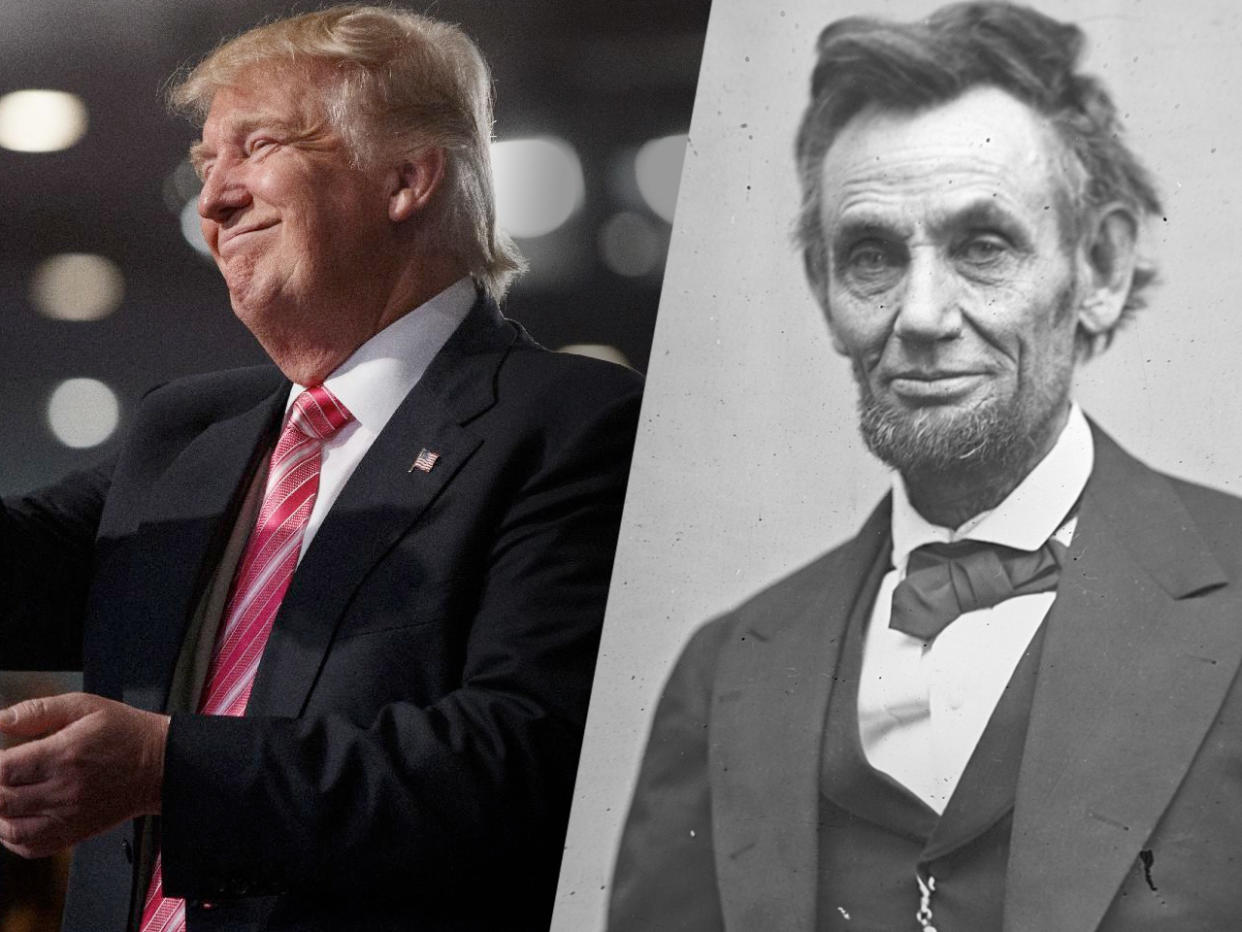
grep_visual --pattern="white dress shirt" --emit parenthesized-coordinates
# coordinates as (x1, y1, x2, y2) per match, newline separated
(273, 276, 476, 561)
(857, 404, 1093, 813)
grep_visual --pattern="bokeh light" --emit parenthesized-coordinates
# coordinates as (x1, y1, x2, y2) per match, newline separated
(180, 197, 212, 258)
(47, 378, 120, 449)
(29, 253, 125, 321)
(559, 344, 631, 367)
(598, 211, 664, 277)
(493, 136, 585, 239)
(634, 133, 687, 223)
(0, 90, 88, 153)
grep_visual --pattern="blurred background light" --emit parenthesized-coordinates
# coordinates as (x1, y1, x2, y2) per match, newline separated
(180, 197, 212, 257)
(634, 133, 687, 223)
(598, 211, 663, 277)
(0, 0, 708, 499)
(162, 159, 202, 213)
(46, 378, 120, 449)
(559, 344, 631, 368)
(493, 136, 585, 239)
(0, 89, 88, 153)
(29, 253, 125, 321)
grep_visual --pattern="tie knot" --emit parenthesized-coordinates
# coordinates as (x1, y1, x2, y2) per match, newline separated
(907, 539, 1016, 575)
(890, 537, 1066, 640)
(289, 385, 353, 441)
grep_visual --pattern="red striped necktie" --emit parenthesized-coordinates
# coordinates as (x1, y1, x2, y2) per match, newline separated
(139, 384, 353, 932)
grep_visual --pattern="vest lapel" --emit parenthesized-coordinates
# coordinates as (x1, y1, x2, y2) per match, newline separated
(1005, 427, 1237, 932)
(819, 553, 936, 838)
(816, 564, 1046, 930)
(923, 621, 1047, 862)
(710, 499, 890, 932)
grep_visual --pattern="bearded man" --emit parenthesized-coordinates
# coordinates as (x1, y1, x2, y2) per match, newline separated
(611, 4, 1242, 930)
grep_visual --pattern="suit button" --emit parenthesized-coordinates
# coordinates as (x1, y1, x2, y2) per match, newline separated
(121, 839, 133, 863)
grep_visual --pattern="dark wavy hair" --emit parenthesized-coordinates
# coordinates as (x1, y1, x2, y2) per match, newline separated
(794, 2, 1161, 354)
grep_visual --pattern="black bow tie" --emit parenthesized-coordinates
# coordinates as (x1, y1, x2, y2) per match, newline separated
(889, 538, 1068, 641)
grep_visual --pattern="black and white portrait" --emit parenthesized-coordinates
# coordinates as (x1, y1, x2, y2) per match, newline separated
(554, 2, 1242, 930)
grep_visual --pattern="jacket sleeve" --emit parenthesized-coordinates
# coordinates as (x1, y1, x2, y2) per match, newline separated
(158, 369, 642, 915)
(608, 620, 731, 932)
(0, 462, 112, 670)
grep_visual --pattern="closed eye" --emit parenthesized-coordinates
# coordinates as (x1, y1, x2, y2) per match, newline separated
(246, 137, 277, 157)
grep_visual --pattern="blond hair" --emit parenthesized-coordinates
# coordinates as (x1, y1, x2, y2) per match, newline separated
(170, 4, 525, 300)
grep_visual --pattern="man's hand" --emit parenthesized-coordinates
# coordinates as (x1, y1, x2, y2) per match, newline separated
(0, 692, 169, 859)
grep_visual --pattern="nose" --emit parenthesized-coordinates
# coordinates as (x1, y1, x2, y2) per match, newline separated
(197, 156, 250, 224)
(893, 247, 962, 343)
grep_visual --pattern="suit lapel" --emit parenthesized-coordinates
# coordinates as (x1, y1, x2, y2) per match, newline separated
(121, 381, 287, 714)
(710, 499, 890, 932)
(1005, 427, 1238, 932)
(247, 297, 519, 717)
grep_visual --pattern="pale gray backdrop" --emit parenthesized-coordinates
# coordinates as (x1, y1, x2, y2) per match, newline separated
(551, 1, 1242, 928)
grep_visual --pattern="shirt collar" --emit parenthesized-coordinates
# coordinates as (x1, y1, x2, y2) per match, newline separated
(890, 403, 1093, 567)
(288, 276, 477, 433)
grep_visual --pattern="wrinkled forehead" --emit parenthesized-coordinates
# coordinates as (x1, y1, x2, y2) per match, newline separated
(826, 86, 1064, 185)
(819, 86, 1077, 233)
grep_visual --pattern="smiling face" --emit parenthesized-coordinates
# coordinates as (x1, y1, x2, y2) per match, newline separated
(193, 65, 402, 381)
(818, 86, 1087, 486)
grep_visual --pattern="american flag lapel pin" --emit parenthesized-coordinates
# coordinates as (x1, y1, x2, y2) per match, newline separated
(409, 448, 440, 473)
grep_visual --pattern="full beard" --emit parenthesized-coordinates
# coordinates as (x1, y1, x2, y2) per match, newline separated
(853, 266, 1083, 485)
(856, 383, 1044, 479)
(853, 314, 1077, 486)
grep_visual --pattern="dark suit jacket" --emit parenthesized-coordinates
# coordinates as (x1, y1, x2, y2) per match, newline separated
(1, 297, 642, 931)
(612, 425, 1242, 932)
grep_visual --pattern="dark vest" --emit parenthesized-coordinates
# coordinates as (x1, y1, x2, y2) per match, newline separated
(816, 549, 1048, 931)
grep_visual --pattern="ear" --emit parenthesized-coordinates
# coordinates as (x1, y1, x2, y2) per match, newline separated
(1076, 203, 1139, 336)
(388, 147, 446, 223)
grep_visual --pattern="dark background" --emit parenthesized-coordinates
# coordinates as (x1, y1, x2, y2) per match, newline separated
(0, 0, 710, 495)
